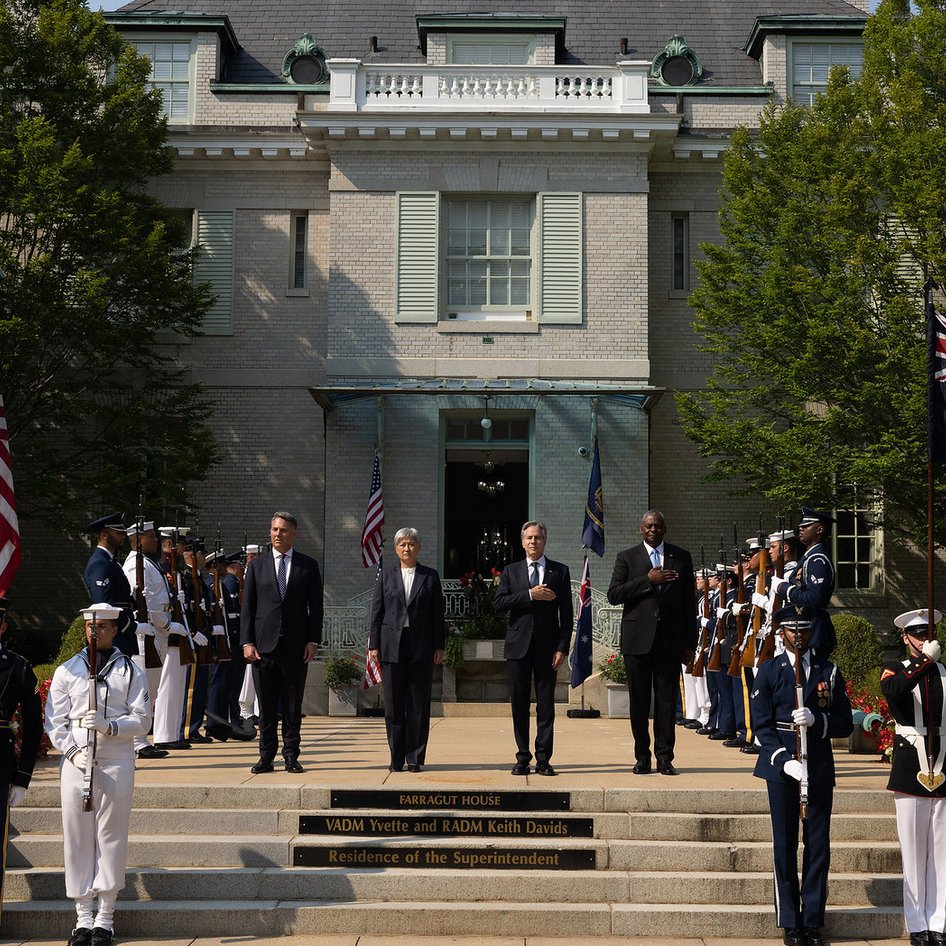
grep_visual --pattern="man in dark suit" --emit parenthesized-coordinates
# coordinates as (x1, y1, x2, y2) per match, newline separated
(369, 528, 445, 772)
(494, 521, 573, 776)
(83, 513, 138, 658)
(607, 510, 696, 775)
(240, 512, 323, 774)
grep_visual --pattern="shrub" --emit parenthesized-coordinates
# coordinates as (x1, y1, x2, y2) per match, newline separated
(598, 652, 628, 685)
(323, 654, 362, 691)
(832, 612, 883, 691)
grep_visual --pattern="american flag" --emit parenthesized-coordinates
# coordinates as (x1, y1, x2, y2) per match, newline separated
(364, 647, 383, 688)
(0, 395, 22, 595)
(360, 450, 384, 568)
(570, 556, 594, 688)
(927, 278, 946, 463)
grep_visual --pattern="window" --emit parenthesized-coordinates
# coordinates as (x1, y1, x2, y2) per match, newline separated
(448, 36, 534, 65)
(193, 210, 234, 335)
(672, 213, 689, 292)
(132, 40, 193, 122)
(291, 212, 308, 290)
(791, 42, 863, 106)
(833, 495, 883, 593)
(447, 199, 532, 317)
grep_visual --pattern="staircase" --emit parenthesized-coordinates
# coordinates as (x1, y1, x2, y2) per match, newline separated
(2, 782, 904, 939)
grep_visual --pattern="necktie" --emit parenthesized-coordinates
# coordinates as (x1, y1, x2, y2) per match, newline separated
(277, 553, 288, 599)
(651, 549, 661, 569)
(530, 561, 540, 588)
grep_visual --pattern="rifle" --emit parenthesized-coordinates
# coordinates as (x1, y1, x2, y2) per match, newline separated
(189, 543, 216, 666)
(728, 524, 748, 677)
(757, 515, 786, 666)
(743, 517, 768, 668)
(166, 529, 195, 666)
(239, 533, 247, 607)
(706, 542, 727, 672)
(211, 536, 232, 662)
(795, 642, 810, 821)
(134, 505, 163, 669)
(81, 621, 97, 813)
(691, 546, 709, 677)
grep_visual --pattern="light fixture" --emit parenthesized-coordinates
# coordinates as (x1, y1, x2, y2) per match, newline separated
(480, 395, 492, 431)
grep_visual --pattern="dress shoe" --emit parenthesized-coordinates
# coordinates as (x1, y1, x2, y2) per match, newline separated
(909, 933, 930, 946)
(91, 928, 113, 946)
(407, 763, 421, 773)
(656, 761, 679, 776)
(136, 744, 169, 759)
(740, 744, 761, 755)
(205, 723, 231, 742)
(695, 726, 718, 736)
(535, 762, 557, 776)
(68, 928, 93, 946)
(251, 759, 275, 774)
(155, 740, 191, 750)
(389, 762, 404, 772)
(782, 929, 806, 946)
(684, 720, 703, 729)
(189, 732, 213, 744)
(511, 762, 530, 775)
(632, 760, 652, 775)
(709, 730, 736, 741)
(284, 760, 304, 773)
(722, 738, 747, 748)
(675, 715, 685, 725)
(927, 933, 944, 946)
(804, 928, 825, 946)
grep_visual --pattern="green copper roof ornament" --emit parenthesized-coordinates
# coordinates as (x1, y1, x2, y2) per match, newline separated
(282, 34, 327, 85)
(651, 35, 703, 87)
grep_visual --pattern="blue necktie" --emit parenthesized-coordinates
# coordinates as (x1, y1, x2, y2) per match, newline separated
(277, 553, 288, 599)
(530, 561, 540, 588)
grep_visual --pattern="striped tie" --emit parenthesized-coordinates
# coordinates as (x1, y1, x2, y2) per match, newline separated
(277, 553, 287, 599)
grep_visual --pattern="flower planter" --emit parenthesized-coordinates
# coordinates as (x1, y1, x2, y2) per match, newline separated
(607, 683, 629, 719)
(328, 685, 358, 717)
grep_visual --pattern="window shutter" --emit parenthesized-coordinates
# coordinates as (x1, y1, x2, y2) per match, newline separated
(538, 192, 582, 324)
(194, 209, 235, 335)
(395, 192, 439, 323)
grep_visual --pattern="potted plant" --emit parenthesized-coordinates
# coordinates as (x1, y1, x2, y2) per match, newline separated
(598, 653, 629, 719)
(324, 654, 362, 716)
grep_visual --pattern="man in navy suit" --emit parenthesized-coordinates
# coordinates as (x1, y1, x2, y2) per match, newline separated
(240, 512, 323, 774)
(750, 605, 853, 946)
(369, 527, 445, 772)
(494, 521, 573, 776)
(83, 513, 137, 658)
(607, 510, 696, 775)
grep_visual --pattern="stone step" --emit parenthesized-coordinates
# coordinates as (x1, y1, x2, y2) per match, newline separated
(11, 807, 279, 836)
(0, 898, 906, 940)
(1, 866, 903, 907)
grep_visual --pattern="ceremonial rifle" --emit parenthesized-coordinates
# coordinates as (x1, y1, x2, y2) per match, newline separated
(728, 523, 748, 677)
(134, 503, 163, 669)
(211, 531, 232, 662)
(795, 642, 810, 821)
(706, 540, 727, 672)
(81, 620, 97, 813)
(188, 543, 216, 666)
(757, 515, 785, 666)
(742, 517, 767, 668)
(691, 545, 709, 677)
(166, 528, 195, 666)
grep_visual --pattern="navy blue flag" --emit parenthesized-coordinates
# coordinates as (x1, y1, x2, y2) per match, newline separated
(580, 437, 605, 556)
(570, 556, 594, 688)
(927, 278, 946, 463)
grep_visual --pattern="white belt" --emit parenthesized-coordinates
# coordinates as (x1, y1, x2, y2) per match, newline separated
(896, 724, 928, 737)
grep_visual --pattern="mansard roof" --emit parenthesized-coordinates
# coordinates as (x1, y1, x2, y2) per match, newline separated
(116, 0, 866, 87)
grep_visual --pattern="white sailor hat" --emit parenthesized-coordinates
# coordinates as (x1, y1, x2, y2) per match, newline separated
(696, 567, 714, 579)
(125, 521, 155, 536)
(80, 603, 122, 622)
(245, 544, 261, 554)
(159, 526, 191, 538)
(768, 530, 795, 543)
(894, 608, 943, 631)
(744, 536, 764, 552)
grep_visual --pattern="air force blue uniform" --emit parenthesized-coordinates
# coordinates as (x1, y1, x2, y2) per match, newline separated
(83, 547, 137, 657)
(750, 651, 853, 931)
(783, 544, 836, 657)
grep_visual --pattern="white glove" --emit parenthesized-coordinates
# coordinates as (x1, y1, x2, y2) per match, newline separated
(177, 590, 188, 609)
(700, 617, 710, 629)
(783, 759, 803, 781)
(69, 749, 89, 770)
(211, 624, 226, 637)
(751, 591, 769, 609)
(772, 577, 789, 597)
(9, 785, 27, 807)
(792, 707, 815, 727)
(169, 622, 187, 636)
(716, 607, 729, 621)
(922, 639, 942, 662)
(82, 710, 110, 734)
(136, 621, 155, 637)
(730, 600, 746, 616)
(193, 631, 209, 647)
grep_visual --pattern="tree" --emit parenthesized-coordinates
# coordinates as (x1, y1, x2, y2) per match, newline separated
(0, 0, 218, 529)
(677, 0, 946, 546)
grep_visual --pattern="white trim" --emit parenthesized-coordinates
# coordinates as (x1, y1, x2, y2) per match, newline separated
(127, 34, 196, 124)
(788, 37, 864, 106)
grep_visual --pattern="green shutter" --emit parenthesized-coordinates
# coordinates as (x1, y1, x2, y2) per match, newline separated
(395, 192, 439, 324)
(194, 209, 235, 336)
(538, 192, 582, 324)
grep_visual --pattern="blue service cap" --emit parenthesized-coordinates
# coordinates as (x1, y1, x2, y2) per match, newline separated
(798, 506, 836, 528)
(774, 604, 816, 628)
(88, 512, 125, 533)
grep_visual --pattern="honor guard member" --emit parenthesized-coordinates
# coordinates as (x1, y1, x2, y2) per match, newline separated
(0, 594, 44, 919)
(766, 530, 798, 658)
(709, 564, 738, 742)
(731, 536, 768, 753)
(237, 545, 261, 727)
(772, 508, 836, 657)
(750, 605, 853, 946)
(881, 609, 946, 946)
(121, 522, 168, 760)
(45, 603, 151, 946)
(223, 552, 251, 731)
(83, 514, 137, 657)
(697, 566, 724, 736)
(686, 567, 713, 729)
(179, 538, 212, 744)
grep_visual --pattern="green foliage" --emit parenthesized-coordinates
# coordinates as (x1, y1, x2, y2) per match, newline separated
(597, 652, 628, 685)
(443, 630, 466, 671)
(0, 0, 218, 528)
(458, 571, 507, 639)
(323, 654, 362, 691)
(832, 612, 884, 691)
(677, 0, 946, 545)
(54, 616, 89, 666)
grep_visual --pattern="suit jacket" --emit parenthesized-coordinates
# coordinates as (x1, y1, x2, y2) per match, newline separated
(239, 548, 323, 656)
(607, 542, 696, 658)
(368, 562, 445, 663)
(493, 558, 573, 661)
(750, 652, 853, 785)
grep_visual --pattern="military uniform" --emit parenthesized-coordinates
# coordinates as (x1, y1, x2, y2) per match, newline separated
(881, 609, 946, 945)
(750, 607, 852, 943)
(83, 514, 137, 658)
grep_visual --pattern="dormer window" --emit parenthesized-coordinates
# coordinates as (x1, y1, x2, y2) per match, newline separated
(448, 36, 535, 66)
(791, 41, 863, 105)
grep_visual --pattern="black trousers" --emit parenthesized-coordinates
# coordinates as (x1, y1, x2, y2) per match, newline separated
(624, 635, 678, 765)
(381, 658, 434, 767)
(253, 641, 308, 762)
(507, 636, 557, 765)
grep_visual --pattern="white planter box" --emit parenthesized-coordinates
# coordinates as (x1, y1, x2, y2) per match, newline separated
(607, 683, 630, 719)
(328, 686, 358, 716)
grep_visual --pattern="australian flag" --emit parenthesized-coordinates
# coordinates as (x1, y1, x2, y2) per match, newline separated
(927, 278, 946, 463)
(570, 556, 594, 688)
(580, 437, 605, 556)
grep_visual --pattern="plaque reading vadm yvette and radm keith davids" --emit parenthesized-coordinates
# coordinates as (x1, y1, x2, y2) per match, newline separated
(300, 814, 594, 838)
(329, 790, 571, 811)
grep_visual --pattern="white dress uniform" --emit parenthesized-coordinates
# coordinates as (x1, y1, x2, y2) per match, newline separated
(45, 645, 151, 932)
(121, 550, 187, 745)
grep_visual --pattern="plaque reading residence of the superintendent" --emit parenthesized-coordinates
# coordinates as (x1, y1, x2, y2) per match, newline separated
(329, 790, 571, 811)
(300, 814, 594, 838)
(293, 845, 596, 870)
